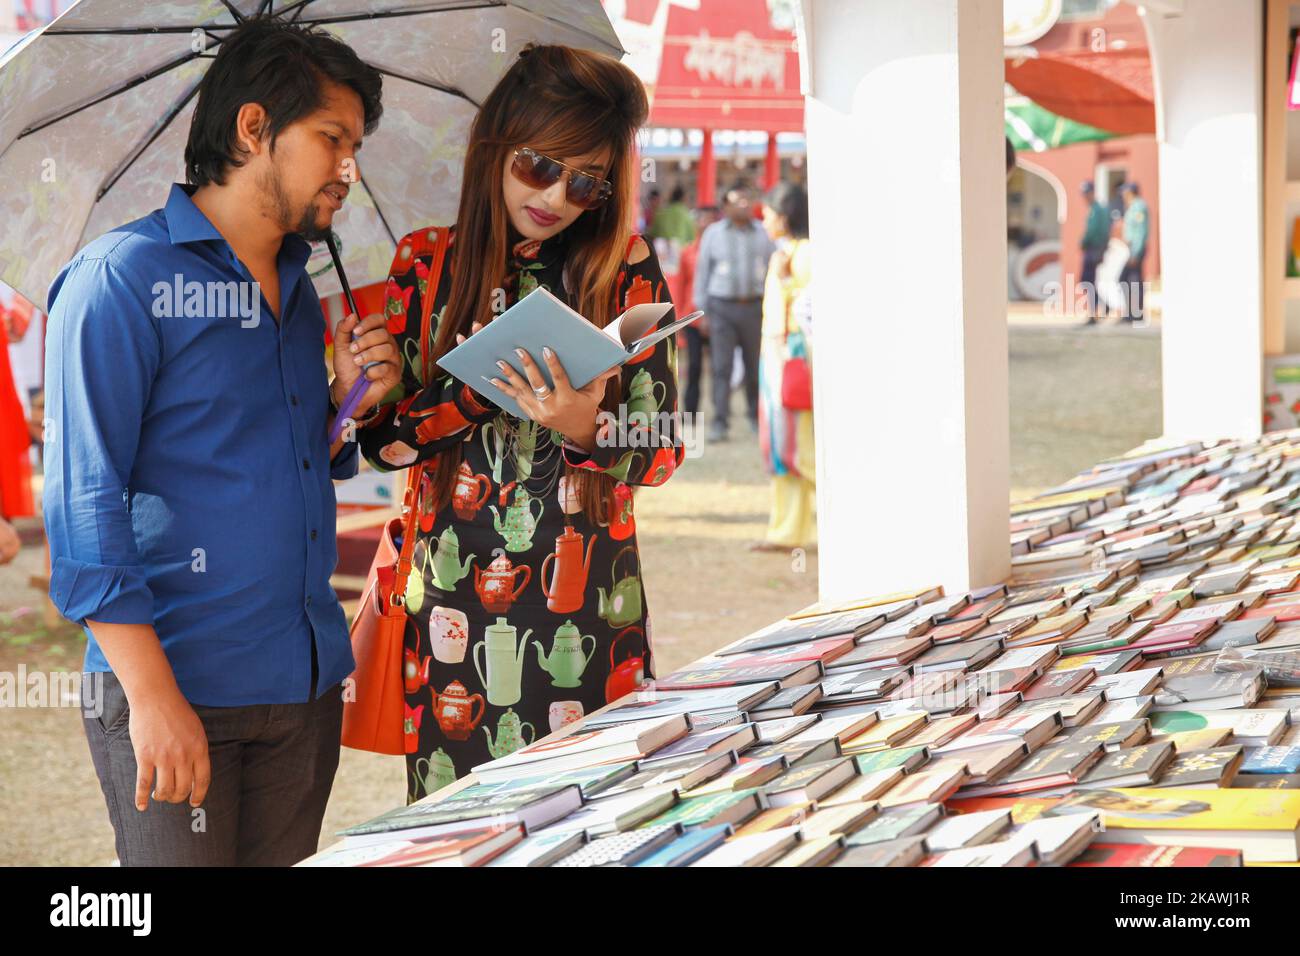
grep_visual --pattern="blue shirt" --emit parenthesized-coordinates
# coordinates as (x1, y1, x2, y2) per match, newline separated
(43, 183, 357, 706)
(693, 217, 776, 304)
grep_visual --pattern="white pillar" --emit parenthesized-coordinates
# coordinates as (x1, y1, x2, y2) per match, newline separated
(1142, 0, 1264, 441)
(797, 0, 1010, 602)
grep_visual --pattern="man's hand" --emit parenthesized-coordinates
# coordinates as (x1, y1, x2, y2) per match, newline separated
(487, 347, 619, 450)
(332, 312, 401, 415)
(130, 690, 211, 810)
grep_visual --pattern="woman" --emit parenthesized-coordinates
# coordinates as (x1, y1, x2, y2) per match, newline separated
(358, 45, 683, 800)
(753, 182, 815, 553)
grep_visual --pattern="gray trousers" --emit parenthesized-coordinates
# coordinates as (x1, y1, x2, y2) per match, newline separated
(706, 296, 763, 429)
(82, 669, 343, 866)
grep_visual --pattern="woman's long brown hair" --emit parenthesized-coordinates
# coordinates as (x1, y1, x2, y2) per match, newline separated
(425, 44, 649, 526)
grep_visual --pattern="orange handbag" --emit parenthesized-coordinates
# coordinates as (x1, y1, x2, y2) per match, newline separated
(341, 226, 450, 754)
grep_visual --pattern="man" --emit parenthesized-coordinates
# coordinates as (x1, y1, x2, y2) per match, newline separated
(670, 205, 721, 421)
(693, 185, 776, 442)
(1120, 182, 1149, 324)
(1079, 181, 1109, 326)
(43, 17, 400, 866)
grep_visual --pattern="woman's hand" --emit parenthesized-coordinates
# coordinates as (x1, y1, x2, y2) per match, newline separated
(487, 347, 619, 449)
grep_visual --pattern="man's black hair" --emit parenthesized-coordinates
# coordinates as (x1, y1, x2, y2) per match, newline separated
(185, 15, 383, 187)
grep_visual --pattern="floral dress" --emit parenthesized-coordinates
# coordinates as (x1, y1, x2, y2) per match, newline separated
(358, 224, 684, 801)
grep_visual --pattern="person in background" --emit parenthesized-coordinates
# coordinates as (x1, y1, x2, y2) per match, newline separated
(639, 188, 661, 235)
(1120, 182, 1149, 324)
(753, 183, 815, 553)
(1079, 180, 1109, 326)
(649, 185, 695, 246)
(0, 298, 34, 524)
(669, 204, 720, 423)
(693, 184, 775, 442)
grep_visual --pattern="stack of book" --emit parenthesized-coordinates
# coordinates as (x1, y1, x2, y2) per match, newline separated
(305, 434, 1300, 867)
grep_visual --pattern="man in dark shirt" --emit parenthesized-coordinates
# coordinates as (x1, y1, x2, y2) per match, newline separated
(44, 17, 399, 865)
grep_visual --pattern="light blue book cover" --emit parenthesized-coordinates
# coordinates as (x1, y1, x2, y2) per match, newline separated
(631, 824, 732, 867)
(434, 286, 700, 420)
(1240, 746, 1300, 775)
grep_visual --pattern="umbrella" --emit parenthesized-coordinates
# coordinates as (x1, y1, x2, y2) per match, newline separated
(0, 0, 624, 309)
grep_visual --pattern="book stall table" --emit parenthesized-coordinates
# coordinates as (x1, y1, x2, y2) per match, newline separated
(303, 433, 1300, 867)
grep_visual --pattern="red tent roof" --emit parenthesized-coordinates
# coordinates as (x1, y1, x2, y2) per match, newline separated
(647, 0, 803, 133)
(1006, 47, 1155, 136)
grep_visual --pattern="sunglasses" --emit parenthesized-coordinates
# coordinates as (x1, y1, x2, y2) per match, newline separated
(510, 147, 614, 210)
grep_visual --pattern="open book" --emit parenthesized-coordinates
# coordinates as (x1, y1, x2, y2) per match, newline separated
(435, 286, 702, 420)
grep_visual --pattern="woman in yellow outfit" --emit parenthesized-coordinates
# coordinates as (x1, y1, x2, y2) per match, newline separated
(754, 182, 815, 552)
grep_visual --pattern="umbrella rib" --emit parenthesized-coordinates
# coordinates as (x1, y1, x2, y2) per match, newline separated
(17, 36, 225, 138)
(96, 81, 204, 202)
(356, 169, 399, 247)
(299, 1, 504, 28)
(509, 3, 626, 59)
(373, 66, 478, 108)
(19, 37, 223, 135)
(42, 26, 240, 35)
(218, 0, 247, 23)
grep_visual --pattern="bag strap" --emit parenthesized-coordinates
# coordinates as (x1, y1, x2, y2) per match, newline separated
(392, 226, 451, 604)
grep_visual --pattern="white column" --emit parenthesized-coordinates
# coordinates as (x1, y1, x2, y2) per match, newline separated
(797, 0, 1010, 602)
(1142, 0, 1264, 441)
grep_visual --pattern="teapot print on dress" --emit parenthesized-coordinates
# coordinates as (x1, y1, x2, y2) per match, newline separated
(428, 526, 477, 592)
(481, 419, 508, 485)
(483, 708, 537, 759)
(412, 747, 456, 797)
(473, 616, 533, 707)
(403, 647, 432, 695)
(534, 619, 597, 688)
(540, 526, 596, 614)
(451, 460, 492, 521)
(489, 481, 544, 553)
(430, 679, 485, 741)
(625, 367, 668, 428)
(428, 605, 470, 663)
(597, 544, 643, 629)
(608, 482, 635, 541)
(605, 625, 648, 703)
(403, 703, 425, 753)
(474, 548, 532, 614)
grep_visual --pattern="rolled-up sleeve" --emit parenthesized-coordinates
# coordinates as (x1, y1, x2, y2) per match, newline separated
(329, 435, 360, 481)
(43, 255, 160, 626)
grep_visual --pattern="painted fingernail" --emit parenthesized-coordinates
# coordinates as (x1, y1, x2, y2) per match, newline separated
(349, 344, 358, 353)
(354, 356, 363, 365)
(496, 360, 508, 370)
(543, 346, 553, 358)
(515, 348, 525, 359)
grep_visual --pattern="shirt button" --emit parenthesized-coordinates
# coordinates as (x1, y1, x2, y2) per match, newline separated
(291, 394, 299, 406)
(310, 529, 318, 540)
(306, 596, 313, 607)
(302, 458, 310, 470)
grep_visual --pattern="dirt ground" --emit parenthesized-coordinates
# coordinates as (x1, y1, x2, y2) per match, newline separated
(0, 319, 1162, 865)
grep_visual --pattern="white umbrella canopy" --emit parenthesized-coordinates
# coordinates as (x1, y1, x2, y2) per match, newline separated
(0, 0, 625, 308)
